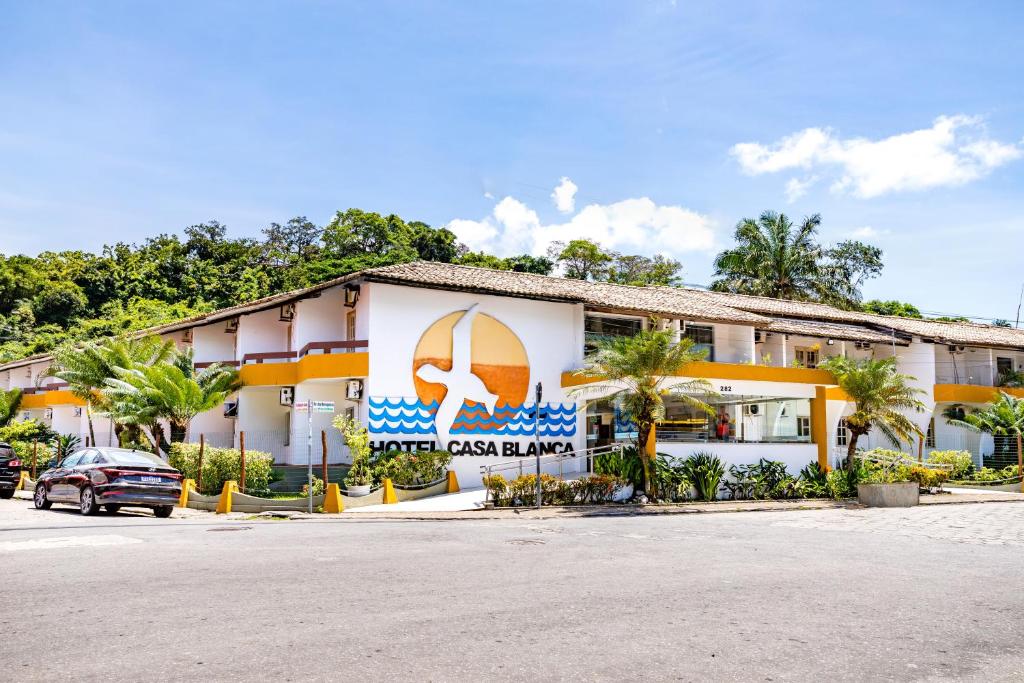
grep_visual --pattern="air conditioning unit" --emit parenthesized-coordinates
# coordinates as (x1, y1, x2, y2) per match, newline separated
(225, 318, 239, 334)
(279, 303, 296, 322)
(948, 344, 966, 354)
(743, 404, 760, 416)
(754, 330, 764, 343)
(279, 386, 295, 406)
(223, 401, 238, 418)
(346, 379, 363, 400)
(344, 284, 361, 308)
(854, 342, 872, 351)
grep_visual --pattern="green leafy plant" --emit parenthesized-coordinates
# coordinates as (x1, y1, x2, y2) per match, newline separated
(334, 415, 373, 488)
(302, 475, 325, 497)
(798, 461, 829, 498)
(50, 433, 82, 461)
(369, 449, 452, 486)
(679, 452, 725, 501)
(594, 446, 644, 489)
(926, 450, 973, 480)
(168, 442, 273, 495)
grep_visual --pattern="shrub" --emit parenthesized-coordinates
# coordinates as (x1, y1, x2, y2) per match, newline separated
(11, 440, 54, 474)
(927, 450, 973, 479)
(334, 416, 373, 487)
(370, 449, 452, 486)
(826, 469, 854, 499)
(594, 447, 643, 488)
(679, 452, 725, 501)
(168, 442, 273, 495)
(0, 419, 55, 445)
(302, 475, 325, 497)
(482, 473, 625, 507)
(907, 466, 949, 490)
(798, 462, 829, 498)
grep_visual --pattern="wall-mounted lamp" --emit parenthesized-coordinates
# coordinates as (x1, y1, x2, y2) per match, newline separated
(344, 284, 361, 309)
(826, 339, 835, 346)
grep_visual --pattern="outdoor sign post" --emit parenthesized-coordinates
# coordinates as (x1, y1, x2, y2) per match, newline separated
(534, 382, 542, 509)
(296, 400, 336, 513)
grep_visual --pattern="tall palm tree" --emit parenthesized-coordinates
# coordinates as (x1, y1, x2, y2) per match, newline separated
(0, 388, 23, 427)
(571, 325, 715, 497)
(711, 211, 826, 301)
(818, 356, 927, 472)
(44, 335, 175, 445)
(104, 347, 241, 453)
(946, 392, 1024, 475)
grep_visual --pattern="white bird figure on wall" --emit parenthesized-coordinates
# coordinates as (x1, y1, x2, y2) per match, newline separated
(415, 304, 498, 448)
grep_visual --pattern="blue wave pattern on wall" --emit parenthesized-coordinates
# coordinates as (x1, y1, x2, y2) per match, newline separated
(368, 396, 577, 437)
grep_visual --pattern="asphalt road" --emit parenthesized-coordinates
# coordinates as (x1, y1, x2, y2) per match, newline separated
(2, 497, 1024, 682)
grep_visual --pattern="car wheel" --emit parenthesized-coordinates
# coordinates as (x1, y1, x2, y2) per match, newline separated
(34, 485, 52, 509)
(104, 504, 121, 514)
(153, 506, 173, 519)
(80, 486, 100, 515)
(0, 489, 13, 499)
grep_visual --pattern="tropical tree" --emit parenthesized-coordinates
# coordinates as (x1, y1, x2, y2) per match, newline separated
(571, 325, 715, 497)
(0, 388, 22, 427)
(44, 335, 176, 444)
(104, 347, 240, 453)
(946, 392, 1024, 476)
(818, 356, 927, 472)
(711, 211, 882, 307)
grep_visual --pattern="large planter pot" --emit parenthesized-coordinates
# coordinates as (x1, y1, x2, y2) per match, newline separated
(858, 482, 919, 507)
(346, 484, 371, 498)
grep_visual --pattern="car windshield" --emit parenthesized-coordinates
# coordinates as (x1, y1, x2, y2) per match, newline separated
(105, 450, 169, 467)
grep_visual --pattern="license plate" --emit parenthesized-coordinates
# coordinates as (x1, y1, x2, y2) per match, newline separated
(140, 476, 163, 484)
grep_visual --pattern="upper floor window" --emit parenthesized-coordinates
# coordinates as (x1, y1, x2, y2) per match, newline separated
(585, 315, 642, 353)
(794, 346, 819, 369)
(683, 324, 714, 361)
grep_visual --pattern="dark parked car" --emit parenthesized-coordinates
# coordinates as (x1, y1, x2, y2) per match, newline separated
(0, 442, 21, 499)
(34, 448, 182, 517)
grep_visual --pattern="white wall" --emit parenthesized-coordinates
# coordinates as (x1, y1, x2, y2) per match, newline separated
(236, 309, 291, 360)
(237, 386, 292, 462)
(656, 441, 819, 477)
(293, 287, 347, 352)
(709, 323, 755, 364)
(193, 323, 237, 364)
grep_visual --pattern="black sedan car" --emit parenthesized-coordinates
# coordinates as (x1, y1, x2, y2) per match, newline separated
(0, 441, 22, 499)
(34, 447, 182, 517)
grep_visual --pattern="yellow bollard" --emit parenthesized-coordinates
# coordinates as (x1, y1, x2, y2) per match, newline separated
(215, 480, 238, 514)
(323, 483, 344, 513)
(446, 470, 460, 494)
(382, 478, 397, 504)
(178, 479, 195, 508)
(17, 470, 29, 491)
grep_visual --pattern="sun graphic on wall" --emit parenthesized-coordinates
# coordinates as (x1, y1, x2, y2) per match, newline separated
(412, 309, 529, 409)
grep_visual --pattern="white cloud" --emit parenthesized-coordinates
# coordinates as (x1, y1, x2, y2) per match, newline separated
(784, 176, 818, 203)
(551, 176, 578, 213)
(731, 115, 1023, 198)
(483, 191, 494, 200)
(448, 190, 716, 259)
(849, 226, 888, 239)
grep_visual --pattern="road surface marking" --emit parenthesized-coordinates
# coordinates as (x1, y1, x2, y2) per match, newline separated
(0, 535, 143, 552)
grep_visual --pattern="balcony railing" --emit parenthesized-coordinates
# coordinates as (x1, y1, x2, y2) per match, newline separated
(298, 340, 369, 357)
(23, 382, 69, 395)
(241, 351, 297, 365)
(194, 360, 242, 370)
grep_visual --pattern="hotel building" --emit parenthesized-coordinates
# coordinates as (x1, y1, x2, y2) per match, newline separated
(2, 261, 1021, 485)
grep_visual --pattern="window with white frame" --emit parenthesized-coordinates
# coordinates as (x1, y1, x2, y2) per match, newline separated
(797, 416, 811, 438)
(836, 418, 849, 447)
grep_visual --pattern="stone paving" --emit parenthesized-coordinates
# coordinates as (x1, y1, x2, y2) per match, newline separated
(771, 500, 1024, 546)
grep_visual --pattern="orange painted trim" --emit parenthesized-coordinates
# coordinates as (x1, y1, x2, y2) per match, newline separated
(239, 352, 369, 386)
(19, 390, 87, 409)
(811, 386, 829, 470)
(562, 361, 836, 388)
(933, 384, 1024, 404)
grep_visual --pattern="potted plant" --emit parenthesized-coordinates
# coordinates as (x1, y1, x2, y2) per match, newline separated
(857, 464, 919, 507)
(334, 414, 373, 497)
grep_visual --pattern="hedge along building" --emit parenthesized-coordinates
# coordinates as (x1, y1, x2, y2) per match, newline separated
(2, 260, 1024, 485)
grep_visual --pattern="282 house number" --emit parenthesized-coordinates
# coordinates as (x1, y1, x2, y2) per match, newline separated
(719, 385, 733, 393)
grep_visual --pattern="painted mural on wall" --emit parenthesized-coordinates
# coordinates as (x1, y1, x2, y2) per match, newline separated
(369, 304, 577, 455)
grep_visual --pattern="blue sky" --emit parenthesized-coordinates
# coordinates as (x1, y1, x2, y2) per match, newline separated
(2, 1, 1022, 321)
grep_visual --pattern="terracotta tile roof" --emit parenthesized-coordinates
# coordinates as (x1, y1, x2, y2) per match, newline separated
(363, 261, 770, 325)
(685, 287, 1024, 349)
(763, 318, 909, 345)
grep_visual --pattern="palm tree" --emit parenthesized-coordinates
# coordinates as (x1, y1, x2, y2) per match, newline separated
(44, 335, 175, 445)
(711, 211, 826, 301)
(0, 388, 23, 427)
(104, 347, 241, 453)
(571, 324, 715, 497)
(946, 392, 1024, 476)
(818, 356, 927, 472)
